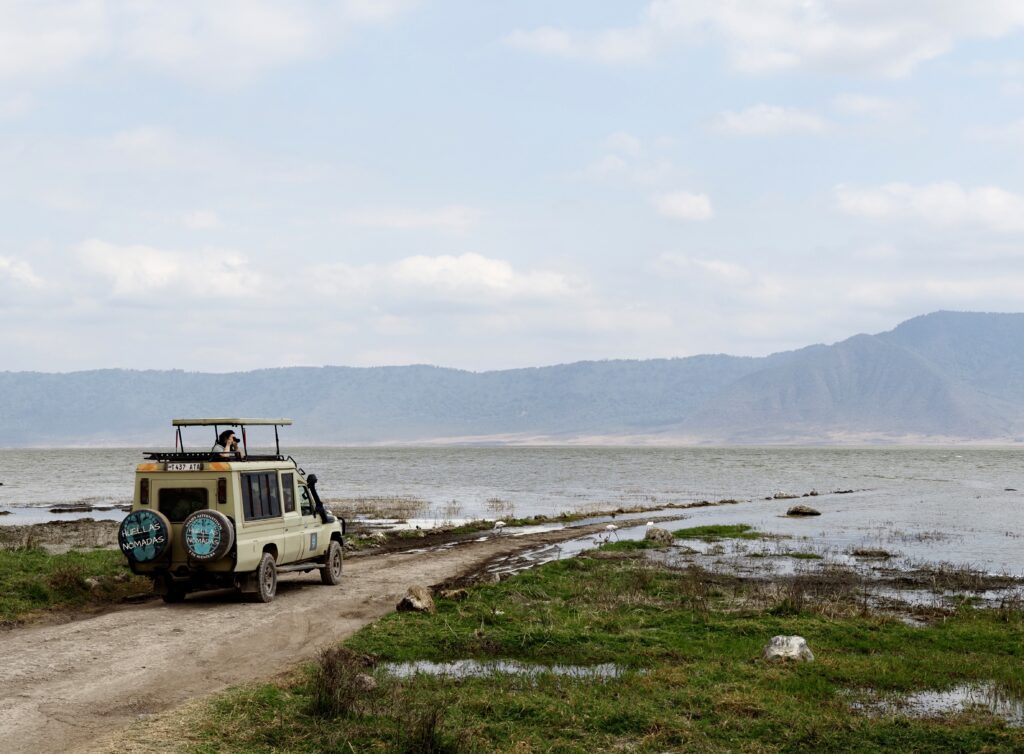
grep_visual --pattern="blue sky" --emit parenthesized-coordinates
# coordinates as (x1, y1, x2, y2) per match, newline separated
(2, 1, 1024, 372)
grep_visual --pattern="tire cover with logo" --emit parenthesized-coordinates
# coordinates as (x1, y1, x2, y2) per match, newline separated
(118, 509, 172, 563)
(182, 509, 235, 562)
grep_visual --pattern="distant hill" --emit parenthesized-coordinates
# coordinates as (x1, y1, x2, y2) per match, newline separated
(2, 311, 1023, 446)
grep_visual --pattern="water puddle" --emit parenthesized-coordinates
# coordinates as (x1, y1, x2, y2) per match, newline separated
(853, 682, 1024, 727)
(381, 659, 631, 681)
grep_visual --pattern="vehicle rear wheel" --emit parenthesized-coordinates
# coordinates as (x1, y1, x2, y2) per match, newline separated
(252, 552, 277, 603)
(321, 540, 343, 585)
(162, 583, 187, 603)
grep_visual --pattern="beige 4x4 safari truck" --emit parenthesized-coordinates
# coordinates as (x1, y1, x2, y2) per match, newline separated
(118, 418, 345, 603)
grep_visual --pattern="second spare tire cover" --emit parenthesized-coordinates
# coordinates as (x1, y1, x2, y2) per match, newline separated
(119, 509, 172, 563)
(182, 509, 235, 561)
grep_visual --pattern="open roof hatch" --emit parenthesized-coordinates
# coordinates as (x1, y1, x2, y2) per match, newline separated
(168, 418, 294, 459)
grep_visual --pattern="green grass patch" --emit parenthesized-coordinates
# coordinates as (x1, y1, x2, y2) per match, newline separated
(0, 548, 150, 625)
(672, 523, 763, 541)
(165, 552, 1024, 753)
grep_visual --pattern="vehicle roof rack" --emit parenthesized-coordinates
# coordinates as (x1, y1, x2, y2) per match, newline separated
(172, 418, 293, 426)
(171, 418, 293, 457)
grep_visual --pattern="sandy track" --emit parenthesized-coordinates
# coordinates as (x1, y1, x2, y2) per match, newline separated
(0, 524, 610, 754)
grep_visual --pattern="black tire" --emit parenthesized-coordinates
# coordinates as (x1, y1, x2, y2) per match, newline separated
(162, 585, 187, 603)
(181, 509, 234, 562)
(321, 540, 343, 585)
(119, 510, 172, 563)
(252, 552, 277, 603)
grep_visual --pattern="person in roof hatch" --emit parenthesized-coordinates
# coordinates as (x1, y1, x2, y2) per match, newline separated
(212, 429, 245, 458)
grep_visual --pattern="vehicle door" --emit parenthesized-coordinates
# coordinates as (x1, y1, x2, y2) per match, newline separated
(296, 481, 323, 560)
(280, 471, 305, 562)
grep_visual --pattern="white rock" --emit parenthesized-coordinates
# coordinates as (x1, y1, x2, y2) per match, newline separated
(644, 527, 674, 545)
(396, 584, 435, 613)
(761, 635, 814, 662)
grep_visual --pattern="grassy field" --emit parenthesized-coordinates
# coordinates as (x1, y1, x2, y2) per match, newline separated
(0, 548, 151, 625)
(155, 538, 1024, 753)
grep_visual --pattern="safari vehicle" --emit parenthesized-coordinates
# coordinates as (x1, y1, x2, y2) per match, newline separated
(118, 418, 345, 603)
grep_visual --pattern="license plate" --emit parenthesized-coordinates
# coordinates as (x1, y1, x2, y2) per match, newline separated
(166, 462, 202, 472)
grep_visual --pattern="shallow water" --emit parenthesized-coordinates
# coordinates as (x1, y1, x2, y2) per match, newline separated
(1, 447, 1022, 573)
(854, 682, 1024, 727)
(381, 660, 629, 681)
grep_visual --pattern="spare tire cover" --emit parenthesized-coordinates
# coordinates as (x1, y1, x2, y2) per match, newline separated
(119, 509, 172, 562)
(182, 509, 235, 561)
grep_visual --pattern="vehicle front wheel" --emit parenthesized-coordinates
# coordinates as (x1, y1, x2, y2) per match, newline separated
(321, 540, 343, 585)
(253, 552, 277, 603)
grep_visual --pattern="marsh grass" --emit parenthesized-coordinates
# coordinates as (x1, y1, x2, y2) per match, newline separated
(438, 500, 464, 526)
(0, 547, 151, 625)
(307, 646, 374, 718)
(886, 563, 1021, 592)
(329, 496, 429, 521)
(672, 524, 765, 542)
(484, 497, 516, 519)
(157, 550, 1024, 753)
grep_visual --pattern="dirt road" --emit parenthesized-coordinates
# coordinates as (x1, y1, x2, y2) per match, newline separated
(0, 523, 611, 754)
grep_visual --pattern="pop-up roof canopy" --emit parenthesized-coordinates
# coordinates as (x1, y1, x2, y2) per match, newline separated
(172, 418, 293, 426)
(170, 418, 293, 457)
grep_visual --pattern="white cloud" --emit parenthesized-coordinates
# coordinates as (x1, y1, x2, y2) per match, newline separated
(183, 210, 222, 230)
(653, 192, 713, 221)
(657, 253, 791, 305)
(76, 239, 263, 299)
(314, 252, 581, 304)
(835, 182, 1024, 232)
(583, 133, 674, 186)
(713, 105, 827, 136)
(120, 1, 316, 83)
(391, 254, 575, 299)
(0, 255, 44, 288)
(0, 0, 417, 84)
(509, 1, 1024, 76)
(832, 94, 910, 120)
(0, 0, 108, 79)
(505, 26, 654, 64)
(340, 205, 483, 233)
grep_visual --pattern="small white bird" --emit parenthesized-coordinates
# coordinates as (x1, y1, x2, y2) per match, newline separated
(605, 524, 618, 531)
(603, 523, 619, 541)
(646, 521, 654, 526)
(494, 520, 506, 532)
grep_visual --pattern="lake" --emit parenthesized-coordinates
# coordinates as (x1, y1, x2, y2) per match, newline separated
(1, 447, 1021, 574)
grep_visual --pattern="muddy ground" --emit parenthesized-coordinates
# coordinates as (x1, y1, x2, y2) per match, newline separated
(0, 520, 629, 754)
(0, 519, 121, 553)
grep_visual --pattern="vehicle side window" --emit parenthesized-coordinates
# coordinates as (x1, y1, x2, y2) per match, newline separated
(158, 488, 209, 522)
(298, 485, 313, 516)
(282, 473, 295, 513)
(241, 471, 282, 521)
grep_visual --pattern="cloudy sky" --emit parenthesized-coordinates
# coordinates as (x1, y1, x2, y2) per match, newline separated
(3, 1, 1024, 373)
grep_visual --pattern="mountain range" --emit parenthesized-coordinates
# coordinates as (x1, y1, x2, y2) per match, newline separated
(3, 311, 1023, 446)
